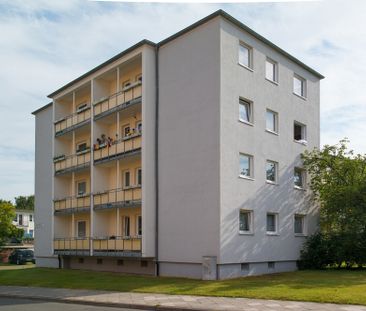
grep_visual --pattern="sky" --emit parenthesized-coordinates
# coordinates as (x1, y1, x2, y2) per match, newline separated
(0, 0, 365, 201)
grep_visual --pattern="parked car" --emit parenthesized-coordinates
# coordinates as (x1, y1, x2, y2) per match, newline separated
(8, 249, 35, 265)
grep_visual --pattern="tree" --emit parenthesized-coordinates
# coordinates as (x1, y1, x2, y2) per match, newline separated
(14, 195, 34, 211)
(0, 200, 22, 246)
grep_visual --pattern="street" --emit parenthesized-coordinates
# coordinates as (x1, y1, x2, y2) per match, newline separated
(0, 297, 139, 311)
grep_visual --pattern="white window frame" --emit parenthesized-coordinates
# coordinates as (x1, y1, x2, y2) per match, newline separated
(238, 42, 253, 70)
(122, 79, 131, 90)
(293, 74, 306, 98)
(266, 212, 279, 235)
(135, 120, 142, 134)
(239, 210, 253, 235)
(239, 153, 254, 180)
(294, 121, 307, 144)
(122, 124, 131, 138)
(76, 140, 88, 153)
(136, 73, 142, 83)
(239, 98, 253, 125)
(294, 167, 306, 190)
(294, 214, 307, 236)
(266, 160, 278, 184)
(76, 220, 87, 238)
(265, 58, 278, 83)
(76, 180, 87, 196)
(265, 109, 278, 134)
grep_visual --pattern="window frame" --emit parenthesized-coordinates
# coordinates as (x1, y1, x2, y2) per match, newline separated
(123, 216, 130, 237)
(293, 121, 307, 144)
(76, 180, 87, 196)
(265, 160, 278, 184)
(294, 167, 306, 190)
(239, 209, 254, 235)
(238, 42, 253, 70)
(239, 98, 253, 125)
(135, 120, 142, 134)
(265, 109, 278, 134)
(266, 212, 279, 235)
(123, 170, 131, 188)
(76, 220, 87, 238)
(293, 74, 307, 98)
(294, 214, 307, 236)
(239, 153, 254, 180)
(265, 58, 278, 83)
(122, 124, 131, 138)
(136, 167, 142, 186)
(76, 140, 88, 153)
(137, 215, 142, 237)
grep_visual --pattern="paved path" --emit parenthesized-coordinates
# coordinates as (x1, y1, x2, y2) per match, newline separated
(0, 286, 366, 311)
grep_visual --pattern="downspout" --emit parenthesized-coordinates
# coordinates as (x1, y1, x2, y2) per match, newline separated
(155, 44, 160, 276)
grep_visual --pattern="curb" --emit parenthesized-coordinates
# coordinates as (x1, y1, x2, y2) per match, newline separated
(0, 293, 208, 311)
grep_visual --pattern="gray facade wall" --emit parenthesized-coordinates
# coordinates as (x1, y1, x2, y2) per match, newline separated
(34, 104, 58, 267)
(219, 18, 320, 267)
(158, 18, 222, 273)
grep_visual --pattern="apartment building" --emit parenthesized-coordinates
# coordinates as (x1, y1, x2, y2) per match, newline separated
(13, 210, 34, 238)
(33, 10, 323, 279)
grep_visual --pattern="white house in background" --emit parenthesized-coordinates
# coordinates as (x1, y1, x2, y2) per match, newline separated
(13, 210, 34, 238)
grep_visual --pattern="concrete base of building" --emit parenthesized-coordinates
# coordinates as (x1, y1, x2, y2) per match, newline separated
(62, 256, 155, 275)
(35, 256, 59, 268)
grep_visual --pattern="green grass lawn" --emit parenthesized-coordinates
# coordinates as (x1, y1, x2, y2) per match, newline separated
(0, 266, 365, 305)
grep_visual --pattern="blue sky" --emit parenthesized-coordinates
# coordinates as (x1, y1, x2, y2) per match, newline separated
(0, 0, 365, 201)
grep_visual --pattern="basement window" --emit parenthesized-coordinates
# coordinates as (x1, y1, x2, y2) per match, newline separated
(78, 258, 84, 264)
(117, 259, 124, 266)
(141, 260, 148, 267)
(97, 258, 103, 265)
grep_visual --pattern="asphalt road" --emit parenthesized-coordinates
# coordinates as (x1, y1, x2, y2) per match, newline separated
(0, 297, 139, 311)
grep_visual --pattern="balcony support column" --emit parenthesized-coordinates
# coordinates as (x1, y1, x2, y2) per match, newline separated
(116, 208, 120, 236)
(71, 213, 75, 237)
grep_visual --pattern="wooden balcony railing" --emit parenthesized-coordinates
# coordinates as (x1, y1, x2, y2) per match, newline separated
(54, 194, 91, 213)
(93, 236, 141, 253)
(53, 237, 91, 254)
(54, 149, 91, 175)
(93, 82, 142, 118)
(93, 134, 141, 164)
(93, 187, 141, 210)
(54, 106, 91, 136)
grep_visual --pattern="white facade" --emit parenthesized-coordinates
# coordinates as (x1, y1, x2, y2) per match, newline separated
(33, 10, 323, 279)
(13, 210, 35, 238)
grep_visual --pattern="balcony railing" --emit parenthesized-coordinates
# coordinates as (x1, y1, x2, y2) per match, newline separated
(93, 187, 141, 210)
(54, 194, 91, 214)
(54, 149, 91, 175)
(55, 106, 91, 136)
(93, 134, 141, 164)
(54, 237, 91, 255)
(93, 82, 142, 119)
(93, 236, 141, 256)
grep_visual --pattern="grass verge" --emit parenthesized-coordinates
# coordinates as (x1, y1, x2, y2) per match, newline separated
(0, 267, 365, 305)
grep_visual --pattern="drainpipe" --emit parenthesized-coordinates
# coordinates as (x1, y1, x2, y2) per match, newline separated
(155, 44, 160, 276)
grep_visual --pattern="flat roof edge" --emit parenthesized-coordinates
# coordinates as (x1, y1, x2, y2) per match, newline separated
(32, 102, 53, 115)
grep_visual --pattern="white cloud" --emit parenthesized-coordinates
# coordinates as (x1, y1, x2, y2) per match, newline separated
(0, 1, 365, 200)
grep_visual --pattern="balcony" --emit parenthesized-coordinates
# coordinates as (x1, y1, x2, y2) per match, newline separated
(54, 237, 91, 256)
(93, 134, 141, 164)
(93, 236, 141, 257)
(93, 82, 142, 120)
(93, 187, 141, 211)
(54, 149, 91, 175)
(55, 106, 91, 137)
(54, 194, 91, 215)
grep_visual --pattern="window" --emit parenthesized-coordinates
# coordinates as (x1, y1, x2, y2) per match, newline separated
(123, 171, 131, 188)
(18, 214, 23, 226)
(122, 124, 131, 137)
(77, 221, 86, 238)
(136, 120, 142, 134)
(239, 210, 253, 233)
(117, 259, 124, 266)
(14, 214, 18, 222)
(266, 160, 278, 183)
(266, 213, 278, 234)
(77, 181, 86, 196)
(239, 99, 253, 124)
(136, 168, 142, 186)
(265, 58, 278, 82)
(239, 153, 253, 178)
(97, 258, 103, 265)
(239, 43, 252, 69)
(136, 74, 142, 83)
(122, 80, 131, 89)
(241, 263, 249, 272)
(293, 75, 306, 97)
(76, 141, 87, 153)
(29, 214, 33, 222)
(123, 216, 130, 237)
(268, 262, 275, 270)
(141, 260, 148, 267)
(29, 230, 34, 237)
(266, 109, 278, 133)
(78, 258, 84, 264)
(294, 214, 306, 235)
(137, 215, 142, 236)
(294, 121, 307, 143)
(294, 167, 305, 189)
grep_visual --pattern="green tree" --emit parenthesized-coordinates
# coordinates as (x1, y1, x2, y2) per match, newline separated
(0, 200, 20, 246)
(14, 195, 34, 211)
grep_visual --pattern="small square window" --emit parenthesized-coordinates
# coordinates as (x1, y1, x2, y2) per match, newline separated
(117, 259, 124, 266)
(266, 213, 278, 234)
(239, 210, 253, 233)
(266, 109, 278, 133)
(122, 125, 131, 137)
(78, 258, 84, 264)
(239, 99, 253, 124)
(266, 59, 278, 82)
(293, 75, 306, 97)
(294, 214, 306, 234)
(97, 258, 103, 265)
(122, 80, 131, 89)
(294, 122, 307, 143)
(241, 263, 250, 272)
(76, 141, 87, 153)
(266, 160, 278, 183)
(239, 153, 253, 178)
(268, 262, 275, 270)
(294, 167, 306, 189)
(239, 43, 252, 69)
(141, 260, 148, 267)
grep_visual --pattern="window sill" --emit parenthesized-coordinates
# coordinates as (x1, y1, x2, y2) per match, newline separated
(266, 180, 278, 186)
(294, 186, 306, 191)
(239, 119, 254, 127)
(294, 139, 308, 146)
(239, 175, 254, 181)
(238, 63, 254, 72)
(265, 78, 279, 86)
(293, 92, 307, 101)
(239, 231, 254, 236)
(265, 129, 279, 136)
(266, 232, 279, 236)
(295, 233, 307, 237)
